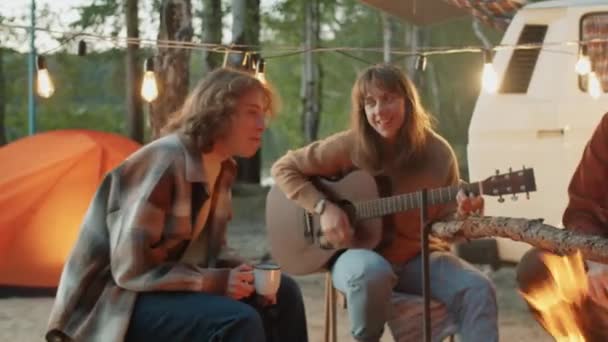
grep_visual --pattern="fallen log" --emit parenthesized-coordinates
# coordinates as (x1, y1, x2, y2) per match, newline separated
(432, 216, 608, 263)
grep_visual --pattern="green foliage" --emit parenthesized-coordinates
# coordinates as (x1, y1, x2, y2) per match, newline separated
(71, 0, 121, 34)
(261, 0, 507, 180)
(261, 0, 385, 168)
(1, 0, 515, 181)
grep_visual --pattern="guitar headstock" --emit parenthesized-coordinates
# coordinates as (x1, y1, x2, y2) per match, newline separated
(480, 167, 536, 202)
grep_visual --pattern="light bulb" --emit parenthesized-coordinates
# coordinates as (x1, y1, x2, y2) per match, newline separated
(588, 72, 602, 99)
(37, 69, 55, 98)
(575, 55, 591, 75)
(141, 70, 158, 102)
(256, 72, 266, 84)
(255, 58, 266, 84)
(482, 63, 498, 94)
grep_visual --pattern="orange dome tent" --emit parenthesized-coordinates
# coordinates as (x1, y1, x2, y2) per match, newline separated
(0, 129, 141, 287)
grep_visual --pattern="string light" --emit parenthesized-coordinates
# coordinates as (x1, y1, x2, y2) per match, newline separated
(241, 52, 252, 70)
(6, 23, 605, 59)
(141, 57, 158, 102)
(588, 71, 602, 99)
(416, 54, 427, 71)
(575, 44, 591, 76)
(222, 50, 229, 67)
(4, 23, 608, 102)
(78, 40, 87, 56)
(575, 55, 591, 75)
(256, 57, 266, 84)
(481, 48, 498, 94)
(36, 55, 55, 98)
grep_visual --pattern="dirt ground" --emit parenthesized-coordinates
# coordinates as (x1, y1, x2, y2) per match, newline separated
(0, 188, 554, 341)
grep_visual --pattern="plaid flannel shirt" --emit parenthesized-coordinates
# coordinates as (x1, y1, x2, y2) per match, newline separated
(46, 133, 240, 342)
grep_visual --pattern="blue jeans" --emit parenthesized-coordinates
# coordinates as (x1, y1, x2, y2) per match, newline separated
(331, 249, 498, 342)
(125, 274, 307, 342)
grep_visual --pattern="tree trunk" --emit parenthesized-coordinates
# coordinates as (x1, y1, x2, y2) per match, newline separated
(301, 0, 321, 143)
(227, 0, 259, 70)
(382, 12, 396, 64)
(231, 0, 261, 184)
(426, 58, 441, 116)
(0, 47, 5, 145)
(150, 0, 193, 139)
(403, 24, 419, 79)
(201, 0, 222, 74)
(432, 216, 608, 263)
(125, 0, 144, 143)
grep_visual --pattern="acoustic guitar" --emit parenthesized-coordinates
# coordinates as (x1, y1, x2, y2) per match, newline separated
(265, 168, 536, 275)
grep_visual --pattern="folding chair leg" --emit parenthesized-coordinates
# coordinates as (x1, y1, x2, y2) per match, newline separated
(324, 272, 337, 342)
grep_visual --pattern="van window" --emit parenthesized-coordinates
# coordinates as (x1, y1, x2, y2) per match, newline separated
(499, 25, 548, 94)
(580, 13, 608, 92)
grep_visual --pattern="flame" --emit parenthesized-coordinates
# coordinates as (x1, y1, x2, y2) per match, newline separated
(521, 251, 588, 342)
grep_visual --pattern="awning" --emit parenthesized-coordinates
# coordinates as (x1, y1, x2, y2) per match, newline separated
(358, 0, 469, 26)
(445, 0, 526, 30)
(359, 0, 526, 30)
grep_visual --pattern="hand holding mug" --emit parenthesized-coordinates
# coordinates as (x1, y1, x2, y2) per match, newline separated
(226, 263, 255, 300)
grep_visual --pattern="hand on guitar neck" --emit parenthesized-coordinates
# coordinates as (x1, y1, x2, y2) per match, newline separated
(455, 189, 485, 220)
(319, 201, 354, 249)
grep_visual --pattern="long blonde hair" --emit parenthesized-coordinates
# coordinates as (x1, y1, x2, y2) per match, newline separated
(350, 64, 432, 172)
(162, 68, 276, 152)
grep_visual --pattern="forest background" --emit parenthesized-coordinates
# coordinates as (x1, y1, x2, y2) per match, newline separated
(0, 0, 545, 180)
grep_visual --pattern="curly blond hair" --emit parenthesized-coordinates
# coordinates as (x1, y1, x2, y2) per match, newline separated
(162, 68, 276, 152)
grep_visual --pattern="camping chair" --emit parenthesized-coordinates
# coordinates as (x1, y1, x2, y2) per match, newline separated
(323, 272, 457, 342)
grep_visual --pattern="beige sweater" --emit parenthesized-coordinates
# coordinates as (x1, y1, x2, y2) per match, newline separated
(271, 129, 459, 264)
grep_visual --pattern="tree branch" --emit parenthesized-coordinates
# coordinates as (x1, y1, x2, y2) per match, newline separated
(432, 216, 608, 263)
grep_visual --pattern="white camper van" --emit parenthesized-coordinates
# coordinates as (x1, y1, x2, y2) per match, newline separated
(466, 0, 608, 264)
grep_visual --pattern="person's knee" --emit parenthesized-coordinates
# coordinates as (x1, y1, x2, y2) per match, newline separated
(516, 248, 552, 293)
(467, 274, 497, 306)
(277, 274, 302, 300)
(335, 250, 396, 292)
(230, 304, 265, 337)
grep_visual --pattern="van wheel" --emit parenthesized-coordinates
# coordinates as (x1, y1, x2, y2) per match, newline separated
(454, 239, 501, 271)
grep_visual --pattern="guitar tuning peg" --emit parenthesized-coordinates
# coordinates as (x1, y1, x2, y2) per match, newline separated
(509, 167, 513, 173)
(526, 191, 530, 200)
(498, 195, 505, 203)
(495, 169, 500, 176)
(511, 194, 518, 201)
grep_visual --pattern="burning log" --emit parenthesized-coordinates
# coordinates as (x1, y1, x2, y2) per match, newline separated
(432, 216, 608, 263)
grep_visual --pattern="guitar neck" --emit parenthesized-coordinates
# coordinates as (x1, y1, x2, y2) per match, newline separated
(353, 182, 482, 221)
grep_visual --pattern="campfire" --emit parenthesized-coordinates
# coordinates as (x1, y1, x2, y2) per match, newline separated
(520, 251, 588, 342)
